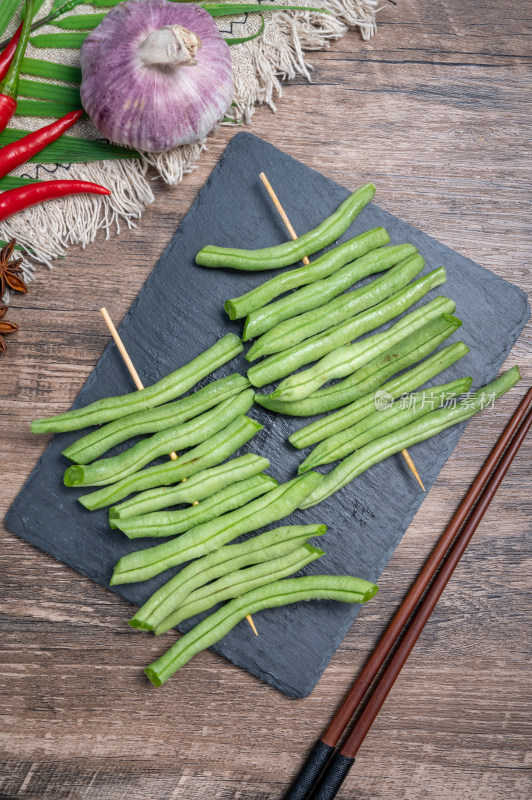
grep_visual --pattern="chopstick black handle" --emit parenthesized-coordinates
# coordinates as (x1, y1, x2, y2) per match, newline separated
(284, 741, 335, 800)
(311, 753, 355, 800)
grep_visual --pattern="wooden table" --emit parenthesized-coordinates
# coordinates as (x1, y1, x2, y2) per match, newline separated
(1, 1, 530, 797)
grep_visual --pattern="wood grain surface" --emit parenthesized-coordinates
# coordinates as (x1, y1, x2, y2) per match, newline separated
(1, 0, 531, 798)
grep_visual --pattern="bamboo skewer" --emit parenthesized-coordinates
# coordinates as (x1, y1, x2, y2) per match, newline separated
(99, 308, 258, 636)
(258, 173, 425, 492)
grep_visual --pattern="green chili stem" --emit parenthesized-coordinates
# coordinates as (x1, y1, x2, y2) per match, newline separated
(1, 0, 35, 99)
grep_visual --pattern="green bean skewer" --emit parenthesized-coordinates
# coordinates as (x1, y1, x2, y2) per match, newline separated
(111, 472, 322, 585)
(154, 544, 324, 635)
(145, 575, 378, 686)
(129, 524, 326, 631)
(300, 366, 522, 508)
(79, 415, 262, 511)
(113, 474, 278, 539)
(243, 244, 417, 342)
(248, 267, 447, 388)
(31, 334, 244, 434)
(196, 183, 376, 271)
(224, 227, 390, 319)
(65, 389, 255, 488)
(62, 373, 250, 464)
(270, 296, 456, 403)
(256, 319, 464, 417)
(299, 377, 472, 472)
(247, 254, 427, 361)
(289, 340, 469, 448)
(109, 453, 270, 522)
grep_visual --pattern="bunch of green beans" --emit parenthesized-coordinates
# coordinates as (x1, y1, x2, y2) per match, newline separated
(270, 296, 456, 403)
(247, 253, 426, 361)
(113, 474, 277, 539)
(224, 227, 390, 320)
(62, 373, 250, 464)
(78, 415, 262, 511)
(243, 244, 417, 341)
(255, 316, 464, 416)
(64, 389, 255, 488)
(289, 340, 469, 448)
(247, 267, 447, 388)
(109, 454, 270, 522)
(154, 544, 324, 635)
(299, 377, 472, 472)
(31, 334, 243, 434)
(129, 524, 327, 631)
(145, 575, 379, 686)
(299, 367, 522, 508)
(196, 184, 376, 271)
(111, 472, 322, 585)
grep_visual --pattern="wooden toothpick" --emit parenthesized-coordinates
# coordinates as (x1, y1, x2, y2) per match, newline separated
(99, 308, 259, 635)
(100, 308, 178, 461)
(258, 174, 426, 493)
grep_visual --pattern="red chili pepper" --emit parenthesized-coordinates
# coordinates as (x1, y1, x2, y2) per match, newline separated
(0, 1, 36, 132)
(0, 180, 111, 222)
(0, 24, 22, 83)
(0, 109, 84, 179)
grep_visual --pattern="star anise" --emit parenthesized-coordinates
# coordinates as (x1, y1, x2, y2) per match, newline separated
(0, 238, 27, 297)
(0, 304, 18, 353)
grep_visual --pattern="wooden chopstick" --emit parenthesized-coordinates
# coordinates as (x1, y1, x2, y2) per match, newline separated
(258, 172, 425, 492)
(285, 385, 532, 800)
(98, 309, 260, 635)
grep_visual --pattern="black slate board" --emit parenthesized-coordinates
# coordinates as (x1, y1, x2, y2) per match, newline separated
(6, 133, 529, 698)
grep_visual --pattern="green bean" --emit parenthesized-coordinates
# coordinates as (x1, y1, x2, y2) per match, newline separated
(255, 316, 464, 416)
(111, 472, 322, 585)
(113, 474, 277, 539)
(247, 266, 446, 388)
(289, 340, 469, 448)
(31, 334, 244, 434)
(196, 183, 376, 271)
(270, 296, 456, 403)
(300, 367, 522, 508)
(64, 390, 255, 488)
(62, 374, 250, 464)
(247, 254, 426, 361)
(145, 575, 378, 686)
(78, 416, 262, 511)
(129, 524, 326, 631)
(155, 544, 324, 634)
(299, 377, 472, 472)
(224, 228, 390, 319)
(109, 454, 269, 522)
(243, 244, 417, 342)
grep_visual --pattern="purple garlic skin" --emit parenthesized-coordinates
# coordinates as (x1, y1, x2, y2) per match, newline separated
(80, 0, 234, 153)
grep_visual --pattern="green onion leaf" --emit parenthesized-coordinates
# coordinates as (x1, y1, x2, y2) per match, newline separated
(21, 57, 82, 84)
(0, 128, 138, 162)
(18, 77, 81, 104)
(0, 0, 22, 40)
(15, 98, 82, 117)
(30, 31, 88, 48)
(0, 175, 42, 191)
(226, 14, 265, 45)
(52, 12, 106, 29)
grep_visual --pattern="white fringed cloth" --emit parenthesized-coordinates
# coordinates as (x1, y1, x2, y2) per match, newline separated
(0, 0, 377, 290)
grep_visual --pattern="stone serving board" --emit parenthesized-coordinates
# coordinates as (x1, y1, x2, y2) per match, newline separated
(5, 133, 529, 698)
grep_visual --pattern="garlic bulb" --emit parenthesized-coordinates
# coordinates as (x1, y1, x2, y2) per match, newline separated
(80, 0, 234, 153)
